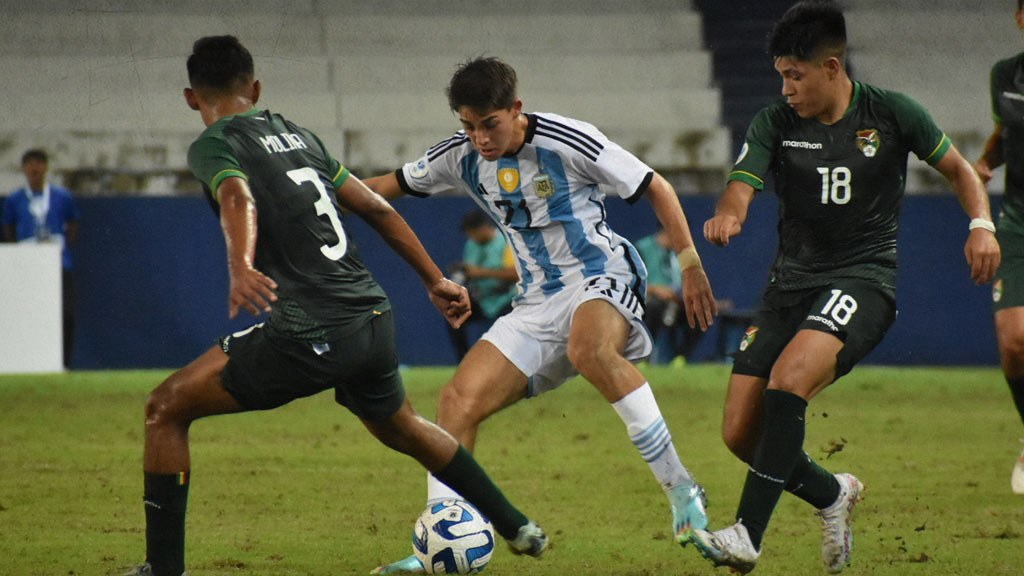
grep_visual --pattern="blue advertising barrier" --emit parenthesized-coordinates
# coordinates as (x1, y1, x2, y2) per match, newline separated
(54, 193, 997, 369)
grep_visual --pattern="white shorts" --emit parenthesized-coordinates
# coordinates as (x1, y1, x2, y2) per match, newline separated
(480, 275, 653, 397)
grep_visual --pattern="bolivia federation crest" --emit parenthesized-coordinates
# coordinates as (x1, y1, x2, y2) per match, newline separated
(498, 168, 520, 193)
(739, 326, 758, 352)
(856, 129, 880, 157)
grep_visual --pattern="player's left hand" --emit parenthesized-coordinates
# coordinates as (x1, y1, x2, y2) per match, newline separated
(228, 266, 278, 319)
(428, 277, 472, 328)
(965, 228, 1001, 284)
(681, 267, 718, 331)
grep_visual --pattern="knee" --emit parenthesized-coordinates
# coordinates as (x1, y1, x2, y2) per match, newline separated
(437, 384, 486, 431)
(999, 330, 1024, 375)
(566, 337, 608, 377)
(144, 374, 189, 430)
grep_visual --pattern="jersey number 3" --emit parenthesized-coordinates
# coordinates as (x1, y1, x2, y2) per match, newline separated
(287, 167, 348, 261)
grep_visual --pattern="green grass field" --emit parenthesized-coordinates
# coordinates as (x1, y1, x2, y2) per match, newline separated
(1, 364, 1021, 576)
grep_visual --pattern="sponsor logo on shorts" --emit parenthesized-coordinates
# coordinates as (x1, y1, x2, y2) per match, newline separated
(994, 278, 1004, 303)
(806, 314, 840, 332)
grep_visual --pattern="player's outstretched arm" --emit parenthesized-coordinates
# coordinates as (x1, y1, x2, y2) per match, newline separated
(934, 144, 1001, 284)
(646, 173, 717, 331)
(362, 172, 407, 202)
(217, 177, 278, 319)
(704, 180, 755, 248)
(335, 175, 471, 328)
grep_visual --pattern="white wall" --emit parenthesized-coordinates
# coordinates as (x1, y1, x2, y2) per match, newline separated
(0, 244, 64, 374)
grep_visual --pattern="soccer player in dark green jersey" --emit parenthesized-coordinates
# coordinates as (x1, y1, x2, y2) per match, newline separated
(124, 36, 547, 576)
(691, 2, 1001, 574)
(974, 0, 1024, 496)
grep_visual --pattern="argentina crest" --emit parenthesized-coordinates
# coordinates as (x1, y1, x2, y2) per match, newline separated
(855, 129, 880, 157)
(532, 172, 554, 198)
(498, 167, 520, 193)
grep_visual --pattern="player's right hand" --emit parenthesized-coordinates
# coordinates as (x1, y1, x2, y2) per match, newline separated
(972, 161, 993, 186)
(428, 277, 472, 329)
(228, 266, 278, 319)
(704, 214, 742, 247)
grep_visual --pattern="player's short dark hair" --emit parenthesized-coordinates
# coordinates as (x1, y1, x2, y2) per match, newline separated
(187, 35, 254, 93)
(21, 149, 48, 165)
(768, 0, 847, 64)
(1019, 0, 1022, 12)
(446, 57, 518, 112)
(460, 209, 493, 232)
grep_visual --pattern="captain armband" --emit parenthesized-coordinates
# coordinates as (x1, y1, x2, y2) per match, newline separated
(968, 218, 996, 234)
(677, 246, 703, 271)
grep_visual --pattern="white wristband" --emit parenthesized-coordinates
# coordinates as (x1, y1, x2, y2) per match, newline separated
(968, 218, 996, 233)
(676, 246, 703, 271)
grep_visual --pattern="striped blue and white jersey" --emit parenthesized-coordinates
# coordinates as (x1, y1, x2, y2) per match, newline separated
(397, 112, 652, 305)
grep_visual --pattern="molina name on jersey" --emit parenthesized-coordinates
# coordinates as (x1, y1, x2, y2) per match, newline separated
(729, 82, 951, 293)
(396, 112, 652, 305)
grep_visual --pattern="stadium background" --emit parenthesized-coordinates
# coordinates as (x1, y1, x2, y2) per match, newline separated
(0, 0, 1012, 369)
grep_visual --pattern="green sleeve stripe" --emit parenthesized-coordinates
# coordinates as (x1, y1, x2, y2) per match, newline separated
(923, 134, 952, 165)
(727, 170, 765, 189)
(332, 165, 351, 187)
(210, 169, 248, 202)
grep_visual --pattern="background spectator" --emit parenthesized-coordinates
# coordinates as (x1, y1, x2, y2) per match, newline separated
(447, 210, 517, 361)
(2, 149, 80, 368)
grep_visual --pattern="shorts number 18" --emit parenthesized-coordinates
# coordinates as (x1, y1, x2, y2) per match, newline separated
(821, 289, 858, 325)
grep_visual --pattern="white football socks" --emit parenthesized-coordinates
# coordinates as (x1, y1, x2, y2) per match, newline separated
(612, 382, 693, 491)
(427, 472, 462, 505)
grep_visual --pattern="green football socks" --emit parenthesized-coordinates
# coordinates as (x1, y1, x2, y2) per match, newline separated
(786, 451, 841, 510)
(144, 471, 189, 576)
(737, 389, 809, 550)
(432, 445, 529, 540)
(1008, 376, 1024, 425)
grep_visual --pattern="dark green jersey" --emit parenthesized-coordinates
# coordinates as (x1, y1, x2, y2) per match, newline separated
(188, 108, 389, 341)
(989, 53, 1024, 235)
(729, 82, 950, 293)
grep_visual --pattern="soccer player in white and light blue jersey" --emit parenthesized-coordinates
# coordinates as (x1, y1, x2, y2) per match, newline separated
(365, 57, 718, 574)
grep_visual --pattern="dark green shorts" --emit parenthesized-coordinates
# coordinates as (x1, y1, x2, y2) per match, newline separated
(993, 227, 1024, 312)
(732, 279, 896, 381)
(218, 310, 405, 421)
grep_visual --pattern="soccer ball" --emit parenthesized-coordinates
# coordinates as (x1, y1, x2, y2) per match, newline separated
(412, 499, 495, 574)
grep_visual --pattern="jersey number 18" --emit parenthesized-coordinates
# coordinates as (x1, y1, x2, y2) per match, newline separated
(817, 166, 852, 205)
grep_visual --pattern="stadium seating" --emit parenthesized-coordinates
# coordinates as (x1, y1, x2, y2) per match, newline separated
(0, 1, 728, 194)
(3, 1, 1009, 195)
(844, 4, 1019, 191)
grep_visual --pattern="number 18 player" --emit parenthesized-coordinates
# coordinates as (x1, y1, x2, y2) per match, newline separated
(692, 1, 1000, 573)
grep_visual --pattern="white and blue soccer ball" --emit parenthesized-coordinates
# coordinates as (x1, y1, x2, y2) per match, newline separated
(413, 499, 495, 574)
